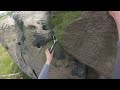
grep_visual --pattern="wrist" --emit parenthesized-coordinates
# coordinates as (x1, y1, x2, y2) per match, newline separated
(46, 60, 51, 65)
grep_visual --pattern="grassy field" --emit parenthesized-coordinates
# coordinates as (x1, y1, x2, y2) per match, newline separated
(0, 44, 31, 79)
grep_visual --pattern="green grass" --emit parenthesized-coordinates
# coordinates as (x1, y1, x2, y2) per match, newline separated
(0, 44, 31, 79)
(52, 11, 82, 43)
(0, 12, 13, 21)
(0, 12, 31, 79)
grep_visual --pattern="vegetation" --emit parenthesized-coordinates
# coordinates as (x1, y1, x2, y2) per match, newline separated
(0, 12, 31, 79)
(52, 11, 82, 43)
(0, 44, 31, 79)
(0, 11, 82, 79)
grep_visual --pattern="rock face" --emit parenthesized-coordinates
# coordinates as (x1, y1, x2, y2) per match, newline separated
(0, 11, 87, 79)
(1, 11, 116, 79)
(61, 11, 118, 78)
(0, 11, 53, 78)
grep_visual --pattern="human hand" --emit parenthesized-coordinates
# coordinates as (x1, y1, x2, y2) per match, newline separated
(109, 11, 120, 24)
(109, 11, 120, 40)
(45, 48, 54, 65)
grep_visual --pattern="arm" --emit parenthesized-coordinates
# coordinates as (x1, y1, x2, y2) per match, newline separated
(38, 64, 50, 79)
(112, 41, 120, 79)
(109, 11, 120, 79)
(38, 48, 54, 79)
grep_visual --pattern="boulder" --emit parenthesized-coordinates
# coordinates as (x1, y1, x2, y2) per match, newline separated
(0, 11, 87, 79)
(61, 11, 118, 78)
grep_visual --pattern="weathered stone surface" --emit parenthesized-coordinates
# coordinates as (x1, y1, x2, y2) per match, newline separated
(61, 11, 118, 78)
(0, 11, 87, 79)
(0, 12, 52, 78)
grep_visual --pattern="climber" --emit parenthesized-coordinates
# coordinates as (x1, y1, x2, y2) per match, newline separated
(38, 11, 120, 79)
(109, 11, 120, 79)
(38, 48, 54, 79)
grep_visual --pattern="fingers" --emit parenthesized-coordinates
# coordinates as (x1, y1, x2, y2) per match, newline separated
(45, 48, 54, 55)
(51, 50, 54, 55)
(108, 11, 120, 18)
(108, 11, 114, 18)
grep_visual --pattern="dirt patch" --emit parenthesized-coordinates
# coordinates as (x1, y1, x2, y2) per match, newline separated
(61, 11, 118, 78)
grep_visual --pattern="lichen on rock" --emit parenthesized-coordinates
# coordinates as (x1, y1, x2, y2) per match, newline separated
(0, 11, 87, 79)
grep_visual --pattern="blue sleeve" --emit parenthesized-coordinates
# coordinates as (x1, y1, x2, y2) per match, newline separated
(112, 41, 120, 79)
(38, 64, 50, 79)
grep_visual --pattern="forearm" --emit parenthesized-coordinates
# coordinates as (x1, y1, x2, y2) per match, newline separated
(38, 64, 50, 79)
(112, 41, 120, 79)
